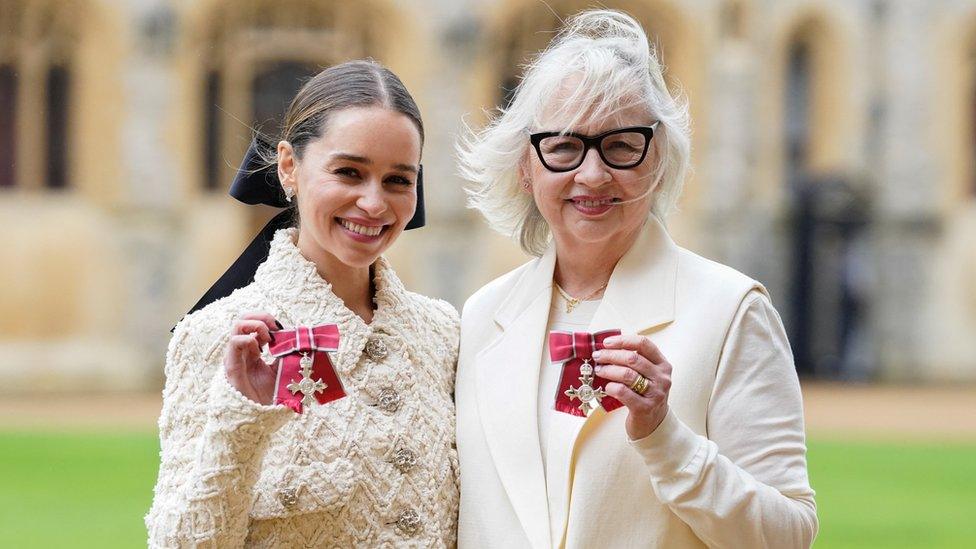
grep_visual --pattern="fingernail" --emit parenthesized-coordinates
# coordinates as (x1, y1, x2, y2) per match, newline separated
(603, 337, 619, 346)
(275, 320, 284, 330)
(594, 365, 603, 373)
(592, 350, 603, 360)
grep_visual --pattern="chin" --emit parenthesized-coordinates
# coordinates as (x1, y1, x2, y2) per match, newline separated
(568, 222, 619, 241)
(334, 246, 385, 269)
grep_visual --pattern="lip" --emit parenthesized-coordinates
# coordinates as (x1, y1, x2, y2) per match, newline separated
(566, 195, 618, 217)
(341, 216, 387, 227)
(335, 217, 389, 243)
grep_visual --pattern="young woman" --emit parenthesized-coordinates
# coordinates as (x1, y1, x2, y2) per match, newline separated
(146, 60, 459, 547)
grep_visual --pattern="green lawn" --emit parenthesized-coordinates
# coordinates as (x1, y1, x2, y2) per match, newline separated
(807, 439, 976, 548)
(0, 432, 973, 547)
(0, 431, 160, 547)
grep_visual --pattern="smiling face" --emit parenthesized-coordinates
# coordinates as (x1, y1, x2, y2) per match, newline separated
(279, 106, 421, 270)
(524, 99, 658, 254)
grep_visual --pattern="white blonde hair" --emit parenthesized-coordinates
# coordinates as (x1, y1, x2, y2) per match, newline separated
(457, 9, 691, 256)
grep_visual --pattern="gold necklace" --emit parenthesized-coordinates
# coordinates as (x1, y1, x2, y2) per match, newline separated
(554, 282, 607, 314)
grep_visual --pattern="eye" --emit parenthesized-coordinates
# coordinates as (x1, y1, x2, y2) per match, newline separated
(333, 167, 361, 178)
(605, 139, 640, 151)
(385, 175, 414, 187)
(542, 138, 582, 154)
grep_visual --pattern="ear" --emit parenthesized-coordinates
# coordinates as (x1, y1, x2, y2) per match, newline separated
(517, 156, 533, 195)
(277, 140, 297, 188)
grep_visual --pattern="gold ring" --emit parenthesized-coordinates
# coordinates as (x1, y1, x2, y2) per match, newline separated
(630, 374, 650, 395)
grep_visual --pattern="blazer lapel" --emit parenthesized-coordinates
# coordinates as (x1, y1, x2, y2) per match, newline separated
(549, 216, 680, 544)
(589, 215, 678, 334)
(474, 247, 557, 549)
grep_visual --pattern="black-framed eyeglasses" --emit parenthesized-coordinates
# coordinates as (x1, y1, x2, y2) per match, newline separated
(528, 122, 660, 172)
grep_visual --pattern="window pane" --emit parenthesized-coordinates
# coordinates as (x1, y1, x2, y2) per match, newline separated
(46, 65, 70, 189)
(972, 60, 976, 197)
(203, 70, 220, 191)
(251, 61, 318, 138)
(785, 41, 811, 181)
(0, 65, 16, 188)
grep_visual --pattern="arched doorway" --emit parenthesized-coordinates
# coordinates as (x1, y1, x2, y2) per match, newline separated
(782, 19, 871, 380)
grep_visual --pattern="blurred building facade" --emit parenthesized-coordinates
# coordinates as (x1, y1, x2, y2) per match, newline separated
(1, 0, 975, 392)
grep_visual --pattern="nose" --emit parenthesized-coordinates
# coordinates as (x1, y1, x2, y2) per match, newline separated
(356, 179, 388, 217)
(574, 147, 611, 187)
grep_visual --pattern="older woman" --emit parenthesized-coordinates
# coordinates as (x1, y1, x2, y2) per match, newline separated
(456, 10, 817, 549)
(146, 61, 459, 547)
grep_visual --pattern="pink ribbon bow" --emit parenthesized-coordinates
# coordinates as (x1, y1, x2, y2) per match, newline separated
(268, 325, 343, 413)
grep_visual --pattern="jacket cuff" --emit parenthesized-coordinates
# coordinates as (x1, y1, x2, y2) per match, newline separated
(208, 369, 294, 434)
(628, 408, 704, 478)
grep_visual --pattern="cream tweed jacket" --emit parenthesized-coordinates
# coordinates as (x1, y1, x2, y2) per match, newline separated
(145, 229, 460, 548)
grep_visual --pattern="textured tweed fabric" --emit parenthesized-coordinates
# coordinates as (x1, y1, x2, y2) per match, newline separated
(146, 228, 460, 548)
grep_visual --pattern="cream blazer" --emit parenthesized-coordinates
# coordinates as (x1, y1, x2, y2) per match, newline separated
(456, 217, 818, 548)
(146, 229, 460, 547)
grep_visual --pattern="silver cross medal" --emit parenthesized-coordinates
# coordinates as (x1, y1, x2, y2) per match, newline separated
(288, 352, 327, 408)
(564, 358, 606, 415)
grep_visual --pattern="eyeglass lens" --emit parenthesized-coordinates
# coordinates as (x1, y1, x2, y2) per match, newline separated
(538, 131, 647, 170)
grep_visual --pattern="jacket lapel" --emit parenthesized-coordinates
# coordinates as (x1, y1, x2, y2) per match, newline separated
(474, 246, 558, 549)
(589, 215, 678, 334)
(549, 216, 680, 544)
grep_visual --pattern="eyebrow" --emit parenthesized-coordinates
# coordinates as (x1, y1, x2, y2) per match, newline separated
(329, 152, 418, 174)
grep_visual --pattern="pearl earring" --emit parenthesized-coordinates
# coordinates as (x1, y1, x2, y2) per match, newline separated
(284, 186, 294, 202)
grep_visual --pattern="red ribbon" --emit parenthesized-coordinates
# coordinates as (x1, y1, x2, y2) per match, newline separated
(549, 329, 623, 416)
(269, 325, 343, 413)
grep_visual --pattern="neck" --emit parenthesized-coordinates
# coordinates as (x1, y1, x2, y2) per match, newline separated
(552, 225, 642, 298)
(296, 232, 375, 323)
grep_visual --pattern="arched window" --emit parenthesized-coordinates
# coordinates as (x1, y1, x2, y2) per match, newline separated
(720, 0, 747, 42)
(970, 44, 976, 197)
(0, 64, 17, 188)
(785, 38, 811, 186)
(0, 0, 77, 190)
(199, 0, 378, 192)
(251, 61, 318, 139)
(45, 64, 71, 189)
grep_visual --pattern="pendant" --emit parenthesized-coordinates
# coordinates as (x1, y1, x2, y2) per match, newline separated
(565, 298, 580, 314)
(288, 352, 327, 408)
(564, 358, 605, 415)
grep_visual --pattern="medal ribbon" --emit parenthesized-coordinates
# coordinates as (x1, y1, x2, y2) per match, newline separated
(268, 324, 344, 413)
(549, 329, 623, 416)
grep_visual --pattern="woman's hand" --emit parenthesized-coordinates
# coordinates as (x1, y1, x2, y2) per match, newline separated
(223, 312, 282, 406)
(593, 334, 672, 440)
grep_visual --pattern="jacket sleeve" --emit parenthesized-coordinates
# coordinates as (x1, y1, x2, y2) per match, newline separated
(628, 290, 819, 548)
(145, 314, 292, 548)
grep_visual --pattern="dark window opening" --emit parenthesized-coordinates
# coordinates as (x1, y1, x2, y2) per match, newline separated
(203, 70, 221, 191)
(785, 40, 811, 184)
(971, 53, 976, 197)
(0, 65, 17, 188)
(251, 61, 318, 139)
(45, 65, 70, 189)
(720, 1, 746, 41)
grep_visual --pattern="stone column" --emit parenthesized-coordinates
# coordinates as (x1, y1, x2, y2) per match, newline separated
(117, 0, 182, 385)
(870, 0, 943, 380)
(389, 0, 487, 308)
